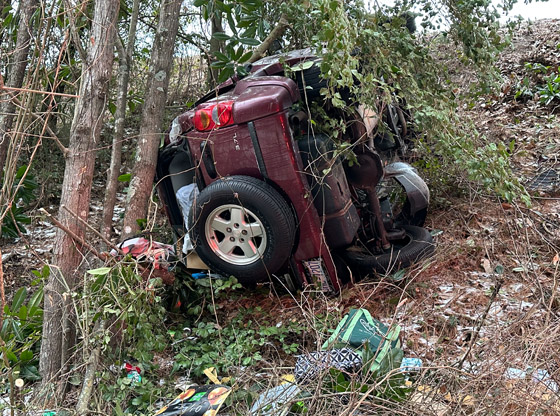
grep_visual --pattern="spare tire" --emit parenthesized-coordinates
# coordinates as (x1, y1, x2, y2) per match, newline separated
(189, 176, 296, 285)
(294, 62, 327, 100)
(342, 225, 434, 275)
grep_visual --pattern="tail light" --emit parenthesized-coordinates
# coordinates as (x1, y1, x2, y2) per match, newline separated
(193, 101, 234, 131)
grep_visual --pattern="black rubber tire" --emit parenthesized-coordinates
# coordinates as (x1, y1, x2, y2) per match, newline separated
(294, 61, 354, 105)
(342, 225, 434, 275)
(189, 176, 296, 285)
(332, 252, 354, 286)
(294, 62, 327, 100)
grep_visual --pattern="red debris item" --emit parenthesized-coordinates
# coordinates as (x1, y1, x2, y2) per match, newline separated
(111, 237, 178, 284)
(115, 237, 176, 270)
(124, 362, 141, 374)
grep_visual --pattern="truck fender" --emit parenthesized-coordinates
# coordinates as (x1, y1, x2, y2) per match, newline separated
(383, 162, 429, 226)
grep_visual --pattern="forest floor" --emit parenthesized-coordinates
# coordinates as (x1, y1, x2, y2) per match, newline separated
(1, 18, 560, 416)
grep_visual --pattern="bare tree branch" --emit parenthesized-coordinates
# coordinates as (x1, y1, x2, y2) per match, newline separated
(249, 13, 290, 63)
(8, 93, 69, 156)
(63, 0, 88, 63)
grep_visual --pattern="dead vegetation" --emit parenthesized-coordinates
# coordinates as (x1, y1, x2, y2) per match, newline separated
(1, 18, 560, 416)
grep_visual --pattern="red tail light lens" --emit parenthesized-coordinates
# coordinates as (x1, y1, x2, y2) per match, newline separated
(214, 102, 233, 125)
(194, 109, 213, 131)
(193, 101, 234, 131)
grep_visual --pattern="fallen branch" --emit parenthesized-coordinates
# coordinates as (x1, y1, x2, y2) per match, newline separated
(249, 14, 290, 63)
(61, 205, 123, 255)
(456, 277, 503, 369)
(39, 208, 106, 261)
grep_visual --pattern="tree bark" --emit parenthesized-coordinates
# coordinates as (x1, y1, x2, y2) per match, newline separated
(0, 0, 39, 176)
(101, 0, 140, 241)
(75, 320, 104, 414)
(39, 0, 119, 388)
(0, 0, 11, 47)
(208, 11, 223, 87)
(248, 13, 289, 63)
(122, 0, 182, 239)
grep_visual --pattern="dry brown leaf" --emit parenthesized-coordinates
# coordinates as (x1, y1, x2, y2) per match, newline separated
(462, 395, 475, 406)
(481, 258, 492, 274)
(501, 202, 513, 210)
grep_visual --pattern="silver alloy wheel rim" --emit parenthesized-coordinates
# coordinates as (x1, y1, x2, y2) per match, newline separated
(204, 204, 267, 265)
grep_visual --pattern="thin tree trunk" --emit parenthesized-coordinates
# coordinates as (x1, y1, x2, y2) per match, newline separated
(101, 0, 140, 241)
(0, 0, 11, 48)
(39, 0, 119, 389)
(0, 0, 39, 175)
(208, 11, 223, 87)
(122, 0, 182, 239)
(75, 320, 104, 414)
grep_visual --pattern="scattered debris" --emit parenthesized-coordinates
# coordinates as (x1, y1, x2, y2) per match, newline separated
(505, 367, 559, 393)
(400, 357, 423, 375)
(294, 348, 362, 383)
(124, 362, 142, 385)
(322, 308, 402, 376)
(250, 383, 302, 416)
(155, 385, 231, 416)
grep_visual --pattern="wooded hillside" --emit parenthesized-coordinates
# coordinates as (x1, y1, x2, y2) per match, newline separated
(1, 0, 559, 414)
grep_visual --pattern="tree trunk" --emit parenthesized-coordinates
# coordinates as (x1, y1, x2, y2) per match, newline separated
(101, 0, 140, 241)
(208, 11, 223, 87)
(39, 0, 119, 388)
(122, 0, 182, 239)
(0, 0, 39, 176)
(0, 0, 11, 47)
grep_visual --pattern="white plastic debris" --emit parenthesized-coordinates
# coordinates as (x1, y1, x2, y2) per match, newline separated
(400, 357, 422, 373)
(176, 184, 199, 253)
(505, 367, 559, 393)
(250, 383, 301, 416)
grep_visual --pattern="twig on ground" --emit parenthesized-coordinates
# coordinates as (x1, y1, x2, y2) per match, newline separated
(456, 277, 503, 369)
(545, 263, 559, 327)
